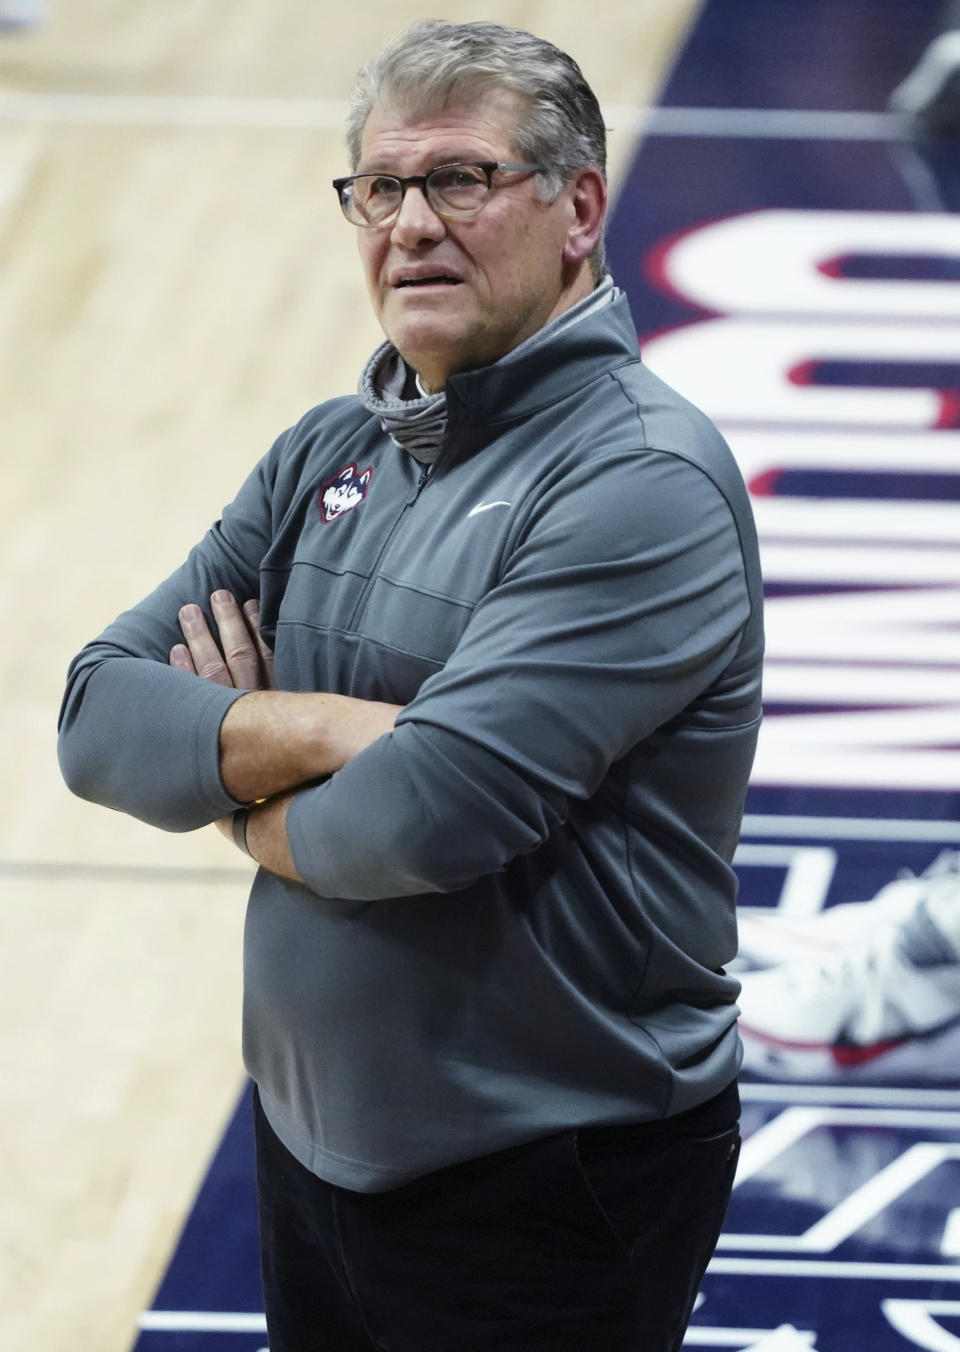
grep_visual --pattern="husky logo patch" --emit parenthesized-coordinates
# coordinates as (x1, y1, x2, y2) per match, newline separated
(319, 463, 373, 523)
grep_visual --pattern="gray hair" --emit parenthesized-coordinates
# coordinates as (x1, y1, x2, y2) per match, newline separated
(345, 20, 608, 277)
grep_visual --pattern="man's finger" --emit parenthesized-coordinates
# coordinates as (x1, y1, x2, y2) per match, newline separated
(177, 603, 233, 686)
(211, 590, 265, 689)
(242, 598, 276, 690)
(169, 643, 197, 674)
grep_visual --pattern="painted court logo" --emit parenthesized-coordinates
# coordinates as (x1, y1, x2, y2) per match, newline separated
(319, 463, 373, 522)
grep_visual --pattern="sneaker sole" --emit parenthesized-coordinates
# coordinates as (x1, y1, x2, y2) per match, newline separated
(738, 1013, 960, 1084)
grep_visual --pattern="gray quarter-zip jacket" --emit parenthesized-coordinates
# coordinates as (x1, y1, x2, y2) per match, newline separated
(59, 293, 764, 1191)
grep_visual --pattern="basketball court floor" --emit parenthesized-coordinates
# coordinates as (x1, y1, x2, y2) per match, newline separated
(2, 1, 959, 1349)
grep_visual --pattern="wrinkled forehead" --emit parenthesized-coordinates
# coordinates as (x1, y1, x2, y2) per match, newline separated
(356, 81, 529, 164)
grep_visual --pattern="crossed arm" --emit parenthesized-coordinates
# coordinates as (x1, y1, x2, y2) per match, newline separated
(170, 590, 402, 879)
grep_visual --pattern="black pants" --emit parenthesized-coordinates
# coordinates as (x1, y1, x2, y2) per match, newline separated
(253, 1083, 740, 1352)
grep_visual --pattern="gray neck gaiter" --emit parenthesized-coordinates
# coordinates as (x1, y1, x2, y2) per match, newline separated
(357, 274, 618, 465)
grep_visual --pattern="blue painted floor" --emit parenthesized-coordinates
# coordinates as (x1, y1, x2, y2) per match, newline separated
(131, 1, 960, 1347)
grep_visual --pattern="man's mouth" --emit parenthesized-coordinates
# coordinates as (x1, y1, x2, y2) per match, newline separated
(395, 275, 462, 288)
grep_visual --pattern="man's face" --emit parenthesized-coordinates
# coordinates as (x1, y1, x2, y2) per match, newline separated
(355, 89, 585, 392)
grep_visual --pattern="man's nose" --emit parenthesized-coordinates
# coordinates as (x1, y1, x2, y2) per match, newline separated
(390, 184, 447, 246)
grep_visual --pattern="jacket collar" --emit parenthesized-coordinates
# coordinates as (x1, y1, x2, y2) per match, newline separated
(444, 289, 640, 439)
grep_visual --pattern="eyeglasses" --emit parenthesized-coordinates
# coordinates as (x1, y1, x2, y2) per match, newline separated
(332, 161, 541, 228)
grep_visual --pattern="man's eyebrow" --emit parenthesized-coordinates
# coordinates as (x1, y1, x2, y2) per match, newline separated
(354, 154, 484, 175)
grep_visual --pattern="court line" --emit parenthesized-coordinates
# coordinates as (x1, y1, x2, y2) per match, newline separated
(798, 1144, 960, 1253)
(943, 1212, 960, 1258)
(734, 1107, 827, 1185)
(139, 1310, 267, 1333)
(635, 106, 900, 140)
(0, 91, 902, 140)
(740, 815, 960, 843)
(724, 1142, 960, 1254)
(740, 1083, 960, 1108)
(707, 1257, 960, 1281)
(742, 1105, 960, 1128)
(684, 1332, 815, 1349)
(137, 1308, 812, 1346)
(0, 860, 251, 884)
(0, 91, 350, 127)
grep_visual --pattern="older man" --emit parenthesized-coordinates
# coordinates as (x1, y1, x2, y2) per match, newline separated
(59, 20, 763, 1352)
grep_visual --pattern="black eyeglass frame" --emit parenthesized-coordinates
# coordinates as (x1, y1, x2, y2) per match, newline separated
(332, 161, 542, 227)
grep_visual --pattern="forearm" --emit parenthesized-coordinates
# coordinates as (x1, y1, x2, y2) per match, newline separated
(58, 654, 247, 831)
(227, 792, 300, 880)
(169, 590, 401, 804)
(284, 719, 564, 899)
(219, 690, 402, 803)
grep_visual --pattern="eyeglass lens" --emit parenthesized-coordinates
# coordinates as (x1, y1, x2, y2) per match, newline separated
(346, 164, 490, 225)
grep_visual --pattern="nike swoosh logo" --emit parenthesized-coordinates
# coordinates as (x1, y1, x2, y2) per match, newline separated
(467, 500, 512, 519)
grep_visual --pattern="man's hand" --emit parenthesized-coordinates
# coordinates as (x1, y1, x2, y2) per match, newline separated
(168, 589, 403, 869)
(170, 591, 274, 690)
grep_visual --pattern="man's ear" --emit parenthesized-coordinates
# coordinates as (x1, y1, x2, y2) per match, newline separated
(561, 168, 607, 266)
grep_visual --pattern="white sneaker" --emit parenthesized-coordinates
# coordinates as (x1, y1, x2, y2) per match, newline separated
(737, 854, 960, 1083)
(735, 878, 922, 973)
(735, 851, 959, 972)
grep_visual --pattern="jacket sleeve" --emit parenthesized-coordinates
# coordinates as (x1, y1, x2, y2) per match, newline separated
(286, 449, 757, 898)
(57, 441, 284, 832)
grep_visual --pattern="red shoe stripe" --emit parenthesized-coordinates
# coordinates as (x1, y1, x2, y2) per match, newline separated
(831, 1038, 902, 1066)
(738, 1023, 904, 1064)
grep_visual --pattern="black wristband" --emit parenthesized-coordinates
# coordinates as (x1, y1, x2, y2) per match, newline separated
(231, 808, 252, 856)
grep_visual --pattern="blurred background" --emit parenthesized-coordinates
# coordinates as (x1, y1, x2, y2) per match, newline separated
(3, 3, 959, 1351)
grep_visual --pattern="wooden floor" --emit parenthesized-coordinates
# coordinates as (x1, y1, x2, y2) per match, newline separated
(0, 3, 702, 1348)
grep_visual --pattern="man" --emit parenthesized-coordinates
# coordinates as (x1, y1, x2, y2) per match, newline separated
(59, 20, 763, 1351)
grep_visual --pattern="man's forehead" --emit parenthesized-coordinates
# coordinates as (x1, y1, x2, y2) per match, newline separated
(357, 89, 524, 167)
